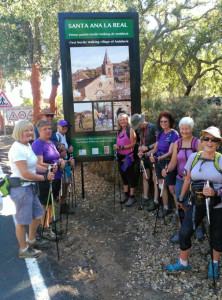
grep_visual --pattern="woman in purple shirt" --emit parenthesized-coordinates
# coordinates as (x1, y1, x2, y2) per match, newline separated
(113, 114, 136, 207)
(32, 119, 65, 241)
(149, 111, 179, 216)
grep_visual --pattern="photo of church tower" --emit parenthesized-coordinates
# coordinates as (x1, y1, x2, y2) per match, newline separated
(71, 46, 131, 101)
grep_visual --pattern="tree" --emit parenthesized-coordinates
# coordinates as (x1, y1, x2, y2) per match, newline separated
(147, 6, 222, 96)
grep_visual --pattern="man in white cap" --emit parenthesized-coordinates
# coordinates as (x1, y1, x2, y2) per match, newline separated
(131, 113, 159, 210)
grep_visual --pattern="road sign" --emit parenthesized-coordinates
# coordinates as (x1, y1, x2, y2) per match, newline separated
(0, 91, 12, 108)
(9, 112, 19, 121)
(6, 106, 33, 121)
(18, 111, 26, 119)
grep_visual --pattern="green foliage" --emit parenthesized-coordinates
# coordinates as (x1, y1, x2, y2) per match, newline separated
(142, 96, 222, 138)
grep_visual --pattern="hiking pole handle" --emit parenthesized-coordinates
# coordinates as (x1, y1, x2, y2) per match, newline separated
(151, 153, 158, 184)
(205, 181, 211, 225)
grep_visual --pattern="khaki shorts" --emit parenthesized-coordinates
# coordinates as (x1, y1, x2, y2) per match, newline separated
(10, 185, 44, 225)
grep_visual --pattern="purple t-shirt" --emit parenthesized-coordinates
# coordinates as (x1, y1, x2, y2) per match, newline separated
(156, 129, 179, 157)
(32, 139, 61, 179)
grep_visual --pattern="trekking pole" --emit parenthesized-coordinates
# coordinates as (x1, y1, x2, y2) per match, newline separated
(113, 150, 117, 213)
(50, 178, 60, 260)
(152, 158, 167, 234)
(41, 166, 60, 260)
(138, 156, 148, 210)
(204, 181, 217, 294)
(70, 153, 77, 208)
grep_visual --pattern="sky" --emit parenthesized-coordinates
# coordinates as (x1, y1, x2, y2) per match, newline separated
(70, 46, 129, 73)
(4, 76, 62, 107)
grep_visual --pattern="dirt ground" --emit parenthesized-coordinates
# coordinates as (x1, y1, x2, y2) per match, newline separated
(1, 135, 221, 300)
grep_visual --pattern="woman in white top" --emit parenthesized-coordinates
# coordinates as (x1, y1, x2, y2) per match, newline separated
(8, 120, 54, 259)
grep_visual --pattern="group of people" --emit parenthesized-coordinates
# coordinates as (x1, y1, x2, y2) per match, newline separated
(5, 107, 222, 281)
(8, 108, 74, 258)
(114, 111, 222, 280)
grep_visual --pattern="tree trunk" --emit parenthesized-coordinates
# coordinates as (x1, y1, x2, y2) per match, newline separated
(31, 64, 42, 125)
(184, 84, 193, 96)
(0, 70, 3, 132)
(49, 70, 59, 114)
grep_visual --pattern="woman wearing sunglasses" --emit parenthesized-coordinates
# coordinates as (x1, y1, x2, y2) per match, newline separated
(149, 111, 179, 216)
(166, 126, 222, 280)
(162, 117, 204, 243)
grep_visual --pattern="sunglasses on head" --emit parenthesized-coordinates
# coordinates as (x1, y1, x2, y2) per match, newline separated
(46, 114, 54, 118)
(202, 137, 220, 143)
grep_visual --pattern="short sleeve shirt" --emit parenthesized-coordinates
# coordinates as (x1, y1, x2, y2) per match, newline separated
(156, 129, 179, 157)
(8, 141, 38, 186)
(185, 152, 222, 190)
(32, 139, 61, 179)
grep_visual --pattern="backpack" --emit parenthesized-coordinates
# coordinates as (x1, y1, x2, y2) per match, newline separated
(118, 126, 131, 139)
(157, 129, 176, 144)
(191, 151, 222, 174)
(177, 137, 198, 153)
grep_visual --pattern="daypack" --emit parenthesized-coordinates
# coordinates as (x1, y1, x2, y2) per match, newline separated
(191, 151, 222, 174)
(177, 137, 198, 153)
(0, 176, 31, 196)
(157, 129, 176, 144)
(118, 126, 131, 139)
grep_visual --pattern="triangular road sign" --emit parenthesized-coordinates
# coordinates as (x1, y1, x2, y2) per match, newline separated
(0, 91, 12, 107)
(27, 110, 33, 119)
(9, 111, 18, 121)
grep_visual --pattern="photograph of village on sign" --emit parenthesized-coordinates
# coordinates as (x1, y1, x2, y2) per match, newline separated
(71, 46, 131, 101)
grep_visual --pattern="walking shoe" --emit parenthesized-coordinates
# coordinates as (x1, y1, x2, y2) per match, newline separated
(170, 232, 179, 244)
(166, 259, 190, 272)
(147, 201, 158, 212)
(208, 261, 219, 279)
(120, 195, 129, 204)
(50, 223, 64, 235)
(27, 238, 49, 248)
(19, 247, 42, 259)
(195, 225, 204, 240)
(42, 227, 57, 241)
(60, 203, 75, 215)
(125, 197, 136, 207)
(158, 208, 169, 218)
(171, 213, 178, 224)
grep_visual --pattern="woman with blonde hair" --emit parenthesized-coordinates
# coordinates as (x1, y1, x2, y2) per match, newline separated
(8, 120, 55, 258)
(113, 114, 136, 207)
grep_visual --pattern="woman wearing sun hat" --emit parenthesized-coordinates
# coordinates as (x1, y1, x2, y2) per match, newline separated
(131, 113, 159, 208)
(166, 126, 222, 280)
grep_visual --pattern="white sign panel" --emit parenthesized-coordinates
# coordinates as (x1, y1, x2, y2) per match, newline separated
(6, 106, 33, 121)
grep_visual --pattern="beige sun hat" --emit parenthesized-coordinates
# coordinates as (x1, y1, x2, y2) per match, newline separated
(40, 108, 54, 115)
(131, 113, 145, 130)
(201, 126, 222, 140)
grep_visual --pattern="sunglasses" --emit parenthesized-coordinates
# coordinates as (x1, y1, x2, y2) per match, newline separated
(202, 137, 220, 143)
(46, 114, 54, 118)
(160, 120, 169, 123)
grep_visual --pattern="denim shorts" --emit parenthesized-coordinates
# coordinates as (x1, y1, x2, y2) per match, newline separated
(155, 159, 177, 185)
(10, 185, 44, 225)
(174, 179, 189, 206)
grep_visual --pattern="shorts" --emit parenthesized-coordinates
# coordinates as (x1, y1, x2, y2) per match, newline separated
(10, 185, 44, 225)
(155, 159, 176, 185)
(143, 157, 153, 170)
(37, 179, 61, 206)
(65, 165, 71, 179)
(174, 178, 189, 206)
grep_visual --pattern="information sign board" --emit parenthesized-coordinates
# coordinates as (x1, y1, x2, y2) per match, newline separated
(58, 12, 141, 161)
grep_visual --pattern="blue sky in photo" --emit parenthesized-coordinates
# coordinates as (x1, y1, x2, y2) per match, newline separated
(70, 46, 129, 73)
